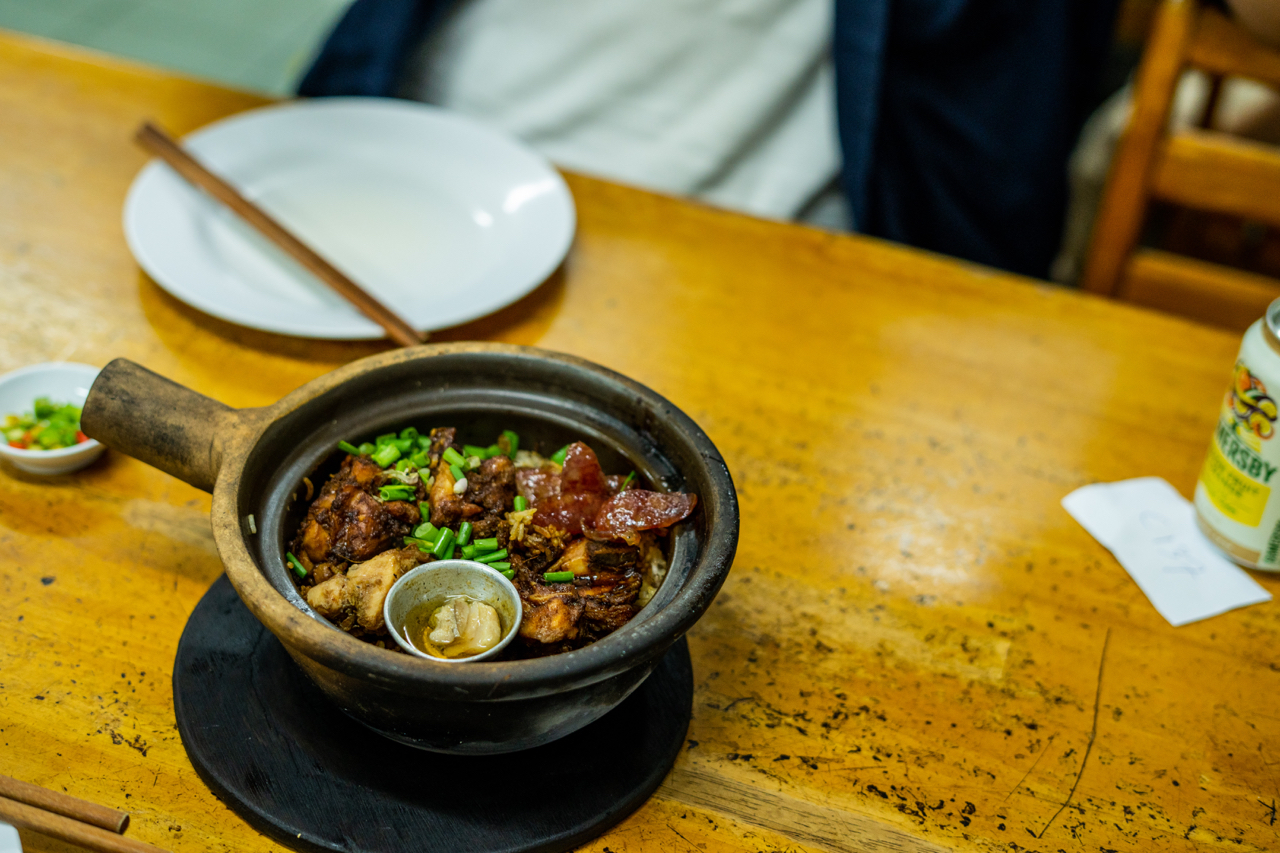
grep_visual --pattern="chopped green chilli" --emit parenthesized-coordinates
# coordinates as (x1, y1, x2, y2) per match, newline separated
(3, 397, 87, 450)
(550, 445, 570, 466)
(513, 495, 529, 512)
(544, 571, 574, 583)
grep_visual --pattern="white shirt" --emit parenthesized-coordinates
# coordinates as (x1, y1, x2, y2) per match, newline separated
(406, 0, 842, 222)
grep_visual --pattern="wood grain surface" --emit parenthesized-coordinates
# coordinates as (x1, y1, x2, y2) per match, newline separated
(2, 30, 1279, 853)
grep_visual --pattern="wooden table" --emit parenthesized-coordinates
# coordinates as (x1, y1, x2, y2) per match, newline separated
(2, 30, 1278, 853)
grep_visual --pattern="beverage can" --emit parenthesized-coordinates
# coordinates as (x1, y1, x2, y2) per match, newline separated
(1195, 298, 1280, 569)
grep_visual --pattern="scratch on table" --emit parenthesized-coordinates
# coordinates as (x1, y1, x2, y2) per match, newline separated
(1037, 628, 1110, 839)
(1001, 733, 1055, 804)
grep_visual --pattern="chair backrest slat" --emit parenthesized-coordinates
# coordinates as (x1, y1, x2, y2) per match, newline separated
(1151, 129, 1280, 230)
(1188, 7, 1280, 89)
(1123, 247, 1280, 328)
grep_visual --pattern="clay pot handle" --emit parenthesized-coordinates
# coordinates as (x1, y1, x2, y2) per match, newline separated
(82, 359, 242, 493)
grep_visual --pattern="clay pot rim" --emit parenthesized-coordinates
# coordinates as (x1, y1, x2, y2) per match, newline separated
(208, 342, 738, 696)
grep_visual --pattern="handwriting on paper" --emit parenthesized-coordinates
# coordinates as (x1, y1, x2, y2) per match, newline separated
(1062, 478, 1270, 626)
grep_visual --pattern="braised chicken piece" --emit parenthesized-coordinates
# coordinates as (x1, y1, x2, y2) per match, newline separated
(304, 547, 423, 633)
(513, 538, 644, 652)
(426, 427, 485, 528)
(297, 455, 420, 563)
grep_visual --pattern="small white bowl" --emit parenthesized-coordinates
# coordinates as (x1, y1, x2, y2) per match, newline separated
(384, 560, 523, 662)
(0, 362, 105, 476)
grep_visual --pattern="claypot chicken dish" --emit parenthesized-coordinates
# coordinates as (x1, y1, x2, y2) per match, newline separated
(288, 426, 697, 658)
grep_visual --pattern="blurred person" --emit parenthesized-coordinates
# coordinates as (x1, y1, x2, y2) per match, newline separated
(301, 0, 1120, 278)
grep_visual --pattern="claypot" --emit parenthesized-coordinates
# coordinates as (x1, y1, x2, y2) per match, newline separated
(81, 344, 737, 754)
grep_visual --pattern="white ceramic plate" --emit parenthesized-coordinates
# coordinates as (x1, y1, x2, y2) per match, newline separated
(124, 99, 575, 339)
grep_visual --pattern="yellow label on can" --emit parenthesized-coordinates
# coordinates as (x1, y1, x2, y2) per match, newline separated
(1200, 435, 1271, 526)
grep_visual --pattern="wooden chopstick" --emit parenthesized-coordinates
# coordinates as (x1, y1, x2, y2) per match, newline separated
(0, 795, 169, 853)
(133, 120, 427, 348)
(0, 775, 127, 833)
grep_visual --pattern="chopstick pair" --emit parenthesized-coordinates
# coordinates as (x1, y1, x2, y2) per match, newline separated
(133, 121, 428, 349)
(0, 774, 169, 853)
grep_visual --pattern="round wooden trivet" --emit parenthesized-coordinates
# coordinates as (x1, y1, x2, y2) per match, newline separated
(173, 575, 692, 853)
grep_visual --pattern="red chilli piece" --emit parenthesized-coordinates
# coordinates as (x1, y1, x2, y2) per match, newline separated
(75, 430, 89, 444)
(586, 490, 698, 545)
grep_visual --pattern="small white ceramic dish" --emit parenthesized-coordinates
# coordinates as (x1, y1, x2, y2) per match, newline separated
(124, 98, 576, 340)
(0, 362, 105, 475)
(383, 560, 523, 663)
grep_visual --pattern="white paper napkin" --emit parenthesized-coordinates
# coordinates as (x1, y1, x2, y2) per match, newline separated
(0, 823, 21, 853)
(1062, 477, 1272, 626)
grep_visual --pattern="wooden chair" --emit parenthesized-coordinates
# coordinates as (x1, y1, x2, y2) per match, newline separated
(1082, 0, 1280, 330)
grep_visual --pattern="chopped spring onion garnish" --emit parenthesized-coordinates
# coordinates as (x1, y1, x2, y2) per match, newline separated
(544, 571, 574, 583)
(463, 444, 489, 459)
(485, 443, 503, 458)
(418, 501, 431, 517)
(501, 430, 520, 459)
(337, 440, 362, 456)
(456, 522, 473, 546)
(395, 458, 413, 472)
(286, 552, 308, 579)
(473, 537, 499, 552)
(431, 528, 456, 559)
(449, 463, 464, 482)
(372, 444, 401, 468)
(404, 536, 433, 552)
(461, 544, 478, 560)
(466, 456, 482, 470)
(442, 446, 466, 467)
(413, 522, 439, 542)
(550, 445, 570, 466)
(379, 484, 415, 502)
(452, 477, 468, 495)
(375, 433, 396, 447)
(620, 471, 636, 490)
(513, 496, 529, 512)
(400, 427, 419, 442)
(475, 549, 509, 564)
(247, 514, 257, 534)
(358, 442, 375, 456)
(498, 567, 515, 579)
(409, 450, 430, 468)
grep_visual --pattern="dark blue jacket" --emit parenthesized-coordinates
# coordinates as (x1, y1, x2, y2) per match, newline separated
(299, 0, 1118, 279)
